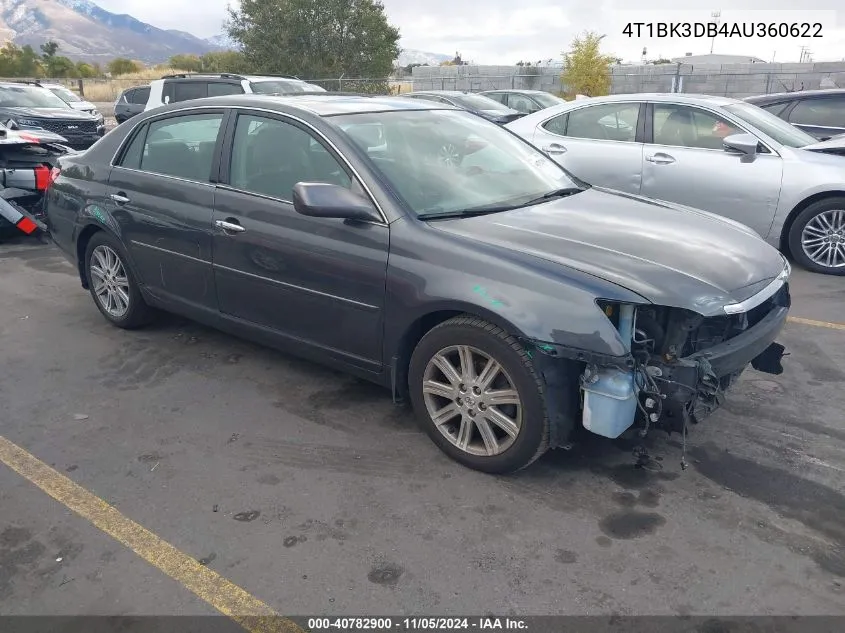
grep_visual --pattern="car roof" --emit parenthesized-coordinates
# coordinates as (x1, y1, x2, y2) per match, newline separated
(411, 90, 477, 96)
(0, 81, 44, 88)
(158, 93, 453, 116)
(553, 93, 743, 107)
(744, 88, 845, 103)
(481, 89, 550, 95)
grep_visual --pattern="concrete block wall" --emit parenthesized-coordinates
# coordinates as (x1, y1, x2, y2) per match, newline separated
(411, 61, 845, 97)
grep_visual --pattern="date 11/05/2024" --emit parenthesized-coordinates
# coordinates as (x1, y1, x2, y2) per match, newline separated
(623, 22, 823, 39)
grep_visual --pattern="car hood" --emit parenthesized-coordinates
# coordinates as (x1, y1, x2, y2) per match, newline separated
(800, 134, 845, 155)
(430, 187, 787, 317)
(68, 101, 98, 112)
(480, 109, 523, 123)
(2, 107, 97, 120)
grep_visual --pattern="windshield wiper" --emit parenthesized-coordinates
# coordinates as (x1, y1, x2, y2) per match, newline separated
(520, 186, 585, 206)
(418, 207, 513, 221)
(417, 187, 586, 221)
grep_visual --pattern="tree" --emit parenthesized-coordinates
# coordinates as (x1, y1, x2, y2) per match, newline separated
(108, 58, 142, 76)
(561, 31, 616, 97)
(227, 0, 400, 79)
(45, 56, 78, 77)
(40, 41, 60, 59)
(75, 62, 99, 78)
(169, 54, 203, 72)
(198, 50, 248, 73)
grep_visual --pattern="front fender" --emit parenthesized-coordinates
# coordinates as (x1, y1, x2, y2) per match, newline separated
(384, 219, 649, 364)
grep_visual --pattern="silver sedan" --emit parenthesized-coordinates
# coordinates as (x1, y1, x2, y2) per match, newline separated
(505, 93, 845, 275)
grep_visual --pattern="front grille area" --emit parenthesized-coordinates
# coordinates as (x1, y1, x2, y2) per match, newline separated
(633, 282, 790, 360)
(36, 119, 98, 136)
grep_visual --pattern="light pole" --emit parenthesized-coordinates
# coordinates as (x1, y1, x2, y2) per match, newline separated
(710, 10, 721, 55)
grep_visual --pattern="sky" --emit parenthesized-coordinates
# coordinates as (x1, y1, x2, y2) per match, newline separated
(92, 0, 845, 65)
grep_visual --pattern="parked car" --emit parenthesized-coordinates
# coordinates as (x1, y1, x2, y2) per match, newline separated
(0, 82, 105, 150)
(0, 121, 70, 239)
(115, 85, 151, 124)
(506, 93, 845, 275)
(744, 89, 845, 140)
(44, 94, 790, 473)
(480, 89, 565, 114)
(143, 73, 327, 111)
(29, 81, 105, 124)
(402, 91, 524, 123)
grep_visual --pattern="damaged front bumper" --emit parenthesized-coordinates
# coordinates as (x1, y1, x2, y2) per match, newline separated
(530, 278, 791, 447)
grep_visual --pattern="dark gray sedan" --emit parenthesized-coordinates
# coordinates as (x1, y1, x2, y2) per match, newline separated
(43, 94, 790, 473)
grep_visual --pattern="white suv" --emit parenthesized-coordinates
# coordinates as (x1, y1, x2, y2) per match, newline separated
(143, 73, 327, 111)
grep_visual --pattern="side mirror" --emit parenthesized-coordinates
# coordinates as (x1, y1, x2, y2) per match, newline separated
(292, 182, 380, 222)
(723, 133, 758, 156)
(163, 95, 170, 104)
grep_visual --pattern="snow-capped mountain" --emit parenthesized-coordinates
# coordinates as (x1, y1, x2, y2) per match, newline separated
(0, 0, 223, 63)
(396, 49, 452, 66)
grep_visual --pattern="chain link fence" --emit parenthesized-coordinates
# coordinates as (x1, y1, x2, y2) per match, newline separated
(609, 63, 845, 98)
(409, 62, 845, 99)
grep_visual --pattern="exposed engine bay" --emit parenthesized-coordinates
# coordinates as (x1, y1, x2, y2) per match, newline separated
(535, 280, 791, 466)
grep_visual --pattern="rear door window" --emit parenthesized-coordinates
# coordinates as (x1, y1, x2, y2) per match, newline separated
(119, 113, 224, 182)
(208, 82, 245, 97)
(788, 96, 845, 129)
(131, 86, 150, 104)
(551, 103, 640, 142)
(172, 81, 208, 102)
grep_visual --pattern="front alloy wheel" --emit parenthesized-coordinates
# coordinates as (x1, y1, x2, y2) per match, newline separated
(422, 345, 522, 457)
(800, 209, 845, 270)
(409, 316, 550, 473)
(788, 196, 845, 275)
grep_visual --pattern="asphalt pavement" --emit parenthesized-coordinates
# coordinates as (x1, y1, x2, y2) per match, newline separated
(1, 236, 844, 618)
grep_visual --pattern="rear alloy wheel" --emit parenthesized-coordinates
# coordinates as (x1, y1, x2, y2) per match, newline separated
(788, 197, 845, 275)
(408, 316, 549, 473)
(84, 232, 153, 328)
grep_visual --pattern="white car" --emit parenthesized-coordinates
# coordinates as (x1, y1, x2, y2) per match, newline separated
(506, 93, 845, 275)
(22, 81, 104, 124)
(143, 73, 327, 111)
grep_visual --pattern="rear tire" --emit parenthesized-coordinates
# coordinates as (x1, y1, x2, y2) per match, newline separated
(84, 231, 153, 329)
(408, 316, 549, 474)
(787, 197, 845, 275)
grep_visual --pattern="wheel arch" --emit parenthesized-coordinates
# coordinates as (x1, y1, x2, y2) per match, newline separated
(74, 221, 140, 290)
(780, 190, 845, 255)
(388, 303, 532, 403)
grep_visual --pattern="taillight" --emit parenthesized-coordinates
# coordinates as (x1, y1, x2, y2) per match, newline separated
(33, 165, 61, 191)
(34, 165, 50, 190)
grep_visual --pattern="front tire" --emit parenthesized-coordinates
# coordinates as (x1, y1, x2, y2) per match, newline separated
(84, 231, 153, 329)
(788, 197, 845, 275)
(408, 316, 549, 474)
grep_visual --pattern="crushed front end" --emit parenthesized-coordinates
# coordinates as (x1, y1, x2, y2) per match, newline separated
(531, 263, 791, 454)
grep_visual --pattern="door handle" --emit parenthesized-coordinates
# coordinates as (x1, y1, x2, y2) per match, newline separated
(110, 193, 130, 204)
(645, 153, 675, 165)
(542, 143, 567, 155)
(215, 219, 245, 233)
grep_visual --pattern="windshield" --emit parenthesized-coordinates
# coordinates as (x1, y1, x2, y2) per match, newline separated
(723, 102, 817, 148)
(453, 93, 514, 112)
(48, 86, 83, 103)
(250, 80, 315, 94)
(332, 109, 583, 217)
(532, 92, 565, 108)
(0, 85, 71, 109)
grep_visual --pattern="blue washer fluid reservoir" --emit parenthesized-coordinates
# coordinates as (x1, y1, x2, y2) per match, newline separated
(580, 304, 638, 439)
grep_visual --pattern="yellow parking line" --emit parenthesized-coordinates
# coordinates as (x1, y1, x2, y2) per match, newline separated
(787, 316, 845, 331)
(0, 435, 303, 633)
